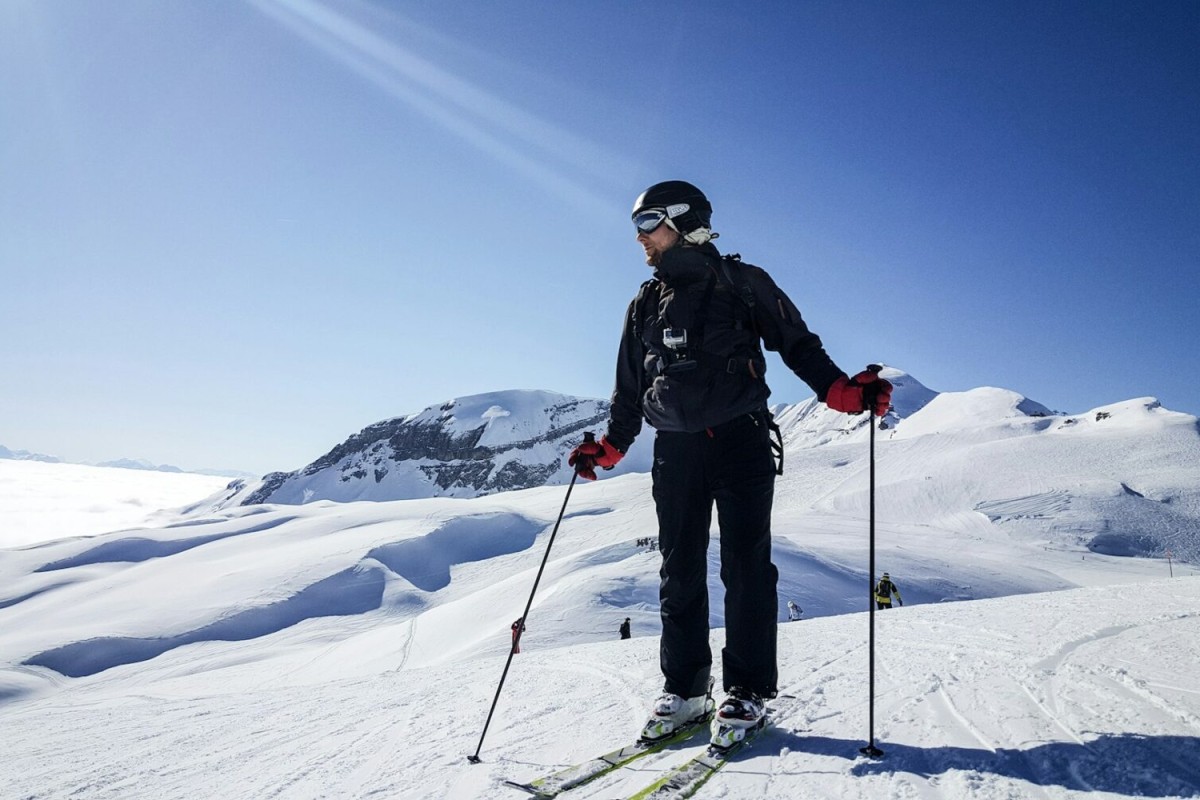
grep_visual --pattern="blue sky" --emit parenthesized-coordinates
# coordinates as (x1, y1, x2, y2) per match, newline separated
(2, 1, 1197, 475)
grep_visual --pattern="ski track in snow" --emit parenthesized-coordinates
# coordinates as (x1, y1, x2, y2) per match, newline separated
(4, 568, 1200, 799)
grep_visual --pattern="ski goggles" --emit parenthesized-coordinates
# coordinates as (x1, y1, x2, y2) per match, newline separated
(633, 208, 675, 234)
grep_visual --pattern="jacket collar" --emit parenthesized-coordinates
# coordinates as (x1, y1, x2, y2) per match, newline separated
(653, 242, 721, 284)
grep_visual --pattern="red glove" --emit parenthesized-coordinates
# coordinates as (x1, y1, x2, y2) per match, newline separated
(568, 434, 625, 481)
(824, 369, 893, 416)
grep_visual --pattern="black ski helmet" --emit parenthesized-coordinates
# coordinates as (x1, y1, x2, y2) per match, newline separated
(631, 180, 713, 237)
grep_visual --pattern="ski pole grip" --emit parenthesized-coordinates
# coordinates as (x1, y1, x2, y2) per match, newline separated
(583, 431, 596, 443)
(861, 365, 884, 416)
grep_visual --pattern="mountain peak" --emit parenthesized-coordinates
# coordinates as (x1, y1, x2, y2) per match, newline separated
(216, 389, 649, 507)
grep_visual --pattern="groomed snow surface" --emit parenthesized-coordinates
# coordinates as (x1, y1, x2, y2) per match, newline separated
(4, 574, 1199, 800)
(2, 384, 1199, 800)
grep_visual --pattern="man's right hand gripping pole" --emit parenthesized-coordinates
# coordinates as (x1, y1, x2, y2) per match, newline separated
(568, 431, 625, 481)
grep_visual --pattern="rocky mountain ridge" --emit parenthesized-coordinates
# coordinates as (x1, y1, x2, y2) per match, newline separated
(212, 389, 653, 508)
(207, 368, 954, 509)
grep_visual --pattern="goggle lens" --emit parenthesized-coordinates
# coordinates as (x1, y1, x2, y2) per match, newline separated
(633, 209, 668, 234)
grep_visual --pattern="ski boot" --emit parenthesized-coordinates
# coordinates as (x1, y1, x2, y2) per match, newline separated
(638, 679, 715, 743)
(710, 687, 766, 751)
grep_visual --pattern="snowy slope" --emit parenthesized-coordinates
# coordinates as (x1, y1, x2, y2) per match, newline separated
(1, 379, 1199, 799)
(1, 565, 1197, 799)
(772, 367, 945, 449)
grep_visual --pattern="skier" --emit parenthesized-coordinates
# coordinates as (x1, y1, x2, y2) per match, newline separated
(874, 572, 903, 609)
(569, 180, 892, 748)
(620, 618, 632, 640)
(510, 618, 526, 653)
(787, 600, 803, 621)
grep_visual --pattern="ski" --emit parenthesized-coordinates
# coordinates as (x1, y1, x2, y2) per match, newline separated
(621, 725, 766, 799)
(503, 717, 711, 799)
(623, 697, 796, 800)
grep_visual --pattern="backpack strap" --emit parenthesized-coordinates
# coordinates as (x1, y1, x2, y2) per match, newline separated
(631, 278, 660, 342)
(637, 259, 766, 381)
(716, 253, 765, 369)
(719, 253, 757, 322)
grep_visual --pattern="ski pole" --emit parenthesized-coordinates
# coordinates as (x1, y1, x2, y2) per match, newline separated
(467, 442, 587, 764)
(859, 364, 885, 759)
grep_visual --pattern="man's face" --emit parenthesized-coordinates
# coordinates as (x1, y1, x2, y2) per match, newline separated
(636, 220, 680, 267)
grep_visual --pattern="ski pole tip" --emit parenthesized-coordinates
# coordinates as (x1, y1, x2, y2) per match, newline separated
(858, 744, 885, 759)
(466, 754, 483, 764)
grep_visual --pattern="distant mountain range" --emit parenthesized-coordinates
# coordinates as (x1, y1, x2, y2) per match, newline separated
(0, 445, 254, 479)
(0, 445, 62, 463)
(15, 365, 1200, 567)
(196, 368, 1200, 566)
(209, 369, 1035, 508)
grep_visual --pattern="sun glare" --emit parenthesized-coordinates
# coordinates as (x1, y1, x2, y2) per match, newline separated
(247, 0, 630, 215)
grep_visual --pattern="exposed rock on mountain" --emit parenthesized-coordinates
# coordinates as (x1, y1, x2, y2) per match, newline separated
(218, 390, 651, 506)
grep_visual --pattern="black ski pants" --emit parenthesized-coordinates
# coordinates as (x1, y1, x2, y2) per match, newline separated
(652, 411, 779, 700)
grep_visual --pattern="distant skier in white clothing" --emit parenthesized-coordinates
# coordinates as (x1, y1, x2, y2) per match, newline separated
(787, 601, 803, 621)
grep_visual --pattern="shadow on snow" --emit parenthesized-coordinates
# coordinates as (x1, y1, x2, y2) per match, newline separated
(366, 512, 541, 592)
(21, 513, 544, 677)
(780, 731, 1200, 798)
(23, 566, 385, 678)
(33, 517, 299, 572)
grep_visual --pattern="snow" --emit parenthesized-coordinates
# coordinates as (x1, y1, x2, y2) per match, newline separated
(1, 386, 1199, 799)
(890, 386, 1051, 438)
(0, 460, 232, 547)
(405, 389, 605, 446)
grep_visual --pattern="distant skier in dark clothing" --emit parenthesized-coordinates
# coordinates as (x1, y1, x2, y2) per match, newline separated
(569, 180, 892, 748)
(511, 618, 526, 653)
(620, 618, 632, 639)
(874, 573, 903, 610)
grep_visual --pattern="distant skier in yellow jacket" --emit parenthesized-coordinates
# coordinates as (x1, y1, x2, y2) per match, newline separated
(874, 573, 903, 610)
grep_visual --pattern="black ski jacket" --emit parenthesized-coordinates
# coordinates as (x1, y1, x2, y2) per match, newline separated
(605, 243, 845, 452)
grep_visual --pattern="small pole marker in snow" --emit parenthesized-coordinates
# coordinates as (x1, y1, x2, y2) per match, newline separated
(1166, 549, 1174, 578)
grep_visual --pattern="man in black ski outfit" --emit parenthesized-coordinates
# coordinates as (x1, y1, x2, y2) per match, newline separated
(570, 180, 891, 745)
